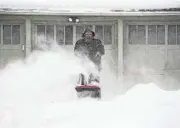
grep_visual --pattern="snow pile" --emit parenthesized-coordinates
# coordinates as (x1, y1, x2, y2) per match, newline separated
(1, 82, 180, 128)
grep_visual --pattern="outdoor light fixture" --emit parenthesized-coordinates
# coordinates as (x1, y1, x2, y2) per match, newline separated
(75, 18, 80, 23)
(68, 17, 80, 23)
(68, 17, 73, 22)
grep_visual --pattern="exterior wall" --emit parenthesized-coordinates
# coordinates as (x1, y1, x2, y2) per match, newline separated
(1, 14, 180, 92)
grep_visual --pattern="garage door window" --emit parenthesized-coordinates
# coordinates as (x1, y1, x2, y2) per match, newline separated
(65, 25, 73, 45)
(128, 25, 165, 45)
(148, 25, 165, 45)
(37, 25, 73, 45)
(36, 24, 113, 46)
(56, 25, 64, 45)
(128, 25, 146, 45)
(95, 25, 112, 45)
(3, 25, 20, 45)
(168, 25, 180, 45)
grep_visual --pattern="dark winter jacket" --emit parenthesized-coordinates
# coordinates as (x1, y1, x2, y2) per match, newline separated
(74, 29, 105, 67)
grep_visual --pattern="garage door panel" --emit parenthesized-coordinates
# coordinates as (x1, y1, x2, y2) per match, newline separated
(146, 74, 165, 82)
(0, 50, 3, 68)
(102, 49, 117, 73)
(124, 49, 146, 74)
(2, 49, 24, 66)
(146, 74, 165, 88)
(165, 72, 180, 90)
(0, 45, 23, 49)
(166, 50, 180, 70)
(125, 45, 146, 50)
(147, 50, 165, 70)
(103, 49, 117, 62)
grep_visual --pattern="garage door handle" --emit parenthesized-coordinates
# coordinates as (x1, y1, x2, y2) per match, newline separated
(22, 45, 25, 51)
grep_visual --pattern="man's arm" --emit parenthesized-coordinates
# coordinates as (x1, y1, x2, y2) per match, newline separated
(74, 40, 83, 57)
(74, 39, 81, 50)
(96, 39, 105, 56)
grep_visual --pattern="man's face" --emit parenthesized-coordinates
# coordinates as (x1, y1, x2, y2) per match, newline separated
(85, 31, 93, 39)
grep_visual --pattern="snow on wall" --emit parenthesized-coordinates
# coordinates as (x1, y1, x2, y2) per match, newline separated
(0, 0, 180, 9)
(0, 0, 180, 15)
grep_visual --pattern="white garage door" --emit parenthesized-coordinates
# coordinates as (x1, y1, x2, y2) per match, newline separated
(124, 23, 180, 90)
(0, 23, 25, 68)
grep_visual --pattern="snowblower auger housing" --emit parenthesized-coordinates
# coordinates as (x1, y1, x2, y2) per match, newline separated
(75, 73, 101, 99)
(75, 85, 101, 99)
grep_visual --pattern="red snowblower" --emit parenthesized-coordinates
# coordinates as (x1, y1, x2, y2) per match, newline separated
(75, 73, 101, 99)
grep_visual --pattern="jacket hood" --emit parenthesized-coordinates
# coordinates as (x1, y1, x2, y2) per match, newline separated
(82, 28, 95, 38)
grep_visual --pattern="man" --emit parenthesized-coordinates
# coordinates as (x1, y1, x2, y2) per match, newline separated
(74, 28, 105, 85)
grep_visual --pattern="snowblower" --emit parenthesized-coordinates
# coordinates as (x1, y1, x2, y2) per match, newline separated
(75, 73, 101, 99)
